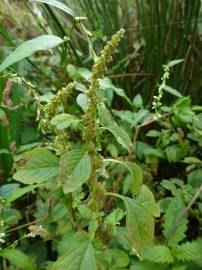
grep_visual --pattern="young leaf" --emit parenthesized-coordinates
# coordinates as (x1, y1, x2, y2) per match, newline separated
(144, 245, 174, 263)
(32, 0, 75, 18)
(0, 249, 36, 270)
(163, 194, 188, 245)
(0, 35, 63, 72)
(59, 149, 91, 193)
(51, 113, 80, 130)
(13, 148, 59, 184)
(52, 241, 97, 270)
(101, 125, 132, 152)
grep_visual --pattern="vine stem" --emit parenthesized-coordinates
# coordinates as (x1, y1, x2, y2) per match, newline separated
(167, 183, 202, 242)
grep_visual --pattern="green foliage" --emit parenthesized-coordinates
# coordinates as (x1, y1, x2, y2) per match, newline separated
(0, 249, 36, 270)
(13, 148, 59, 184)
(0, 2, 202, 270)
(59, 149, 91, 193)
(0, 35, 64, 72)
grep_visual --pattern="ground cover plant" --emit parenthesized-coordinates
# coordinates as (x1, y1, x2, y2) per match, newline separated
(0, 1, 202, 270)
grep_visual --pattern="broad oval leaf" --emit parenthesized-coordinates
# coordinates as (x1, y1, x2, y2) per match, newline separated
(0, 249, 36, 270)
(52, 241, 97, 270)
(51, 113, 80, 129)
(0, 35, 63, 72)
(32, 0, 75, 18)
(13, 148, 59, 184)
(100, 125, 132, 152)
(59, 149, 91, 193)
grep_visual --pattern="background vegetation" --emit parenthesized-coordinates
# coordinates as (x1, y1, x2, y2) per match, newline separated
(0, 0, 202, 269)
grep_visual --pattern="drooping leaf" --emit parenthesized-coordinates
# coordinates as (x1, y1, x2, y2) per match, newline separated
(59, 149, 91, 193)
(0, 249, 36, 270)
(13, 148, 59, 184)
(0, 35, 63, 72)
(144, 245, 174, 263)
(32, 0, 75, 18)
(163, 194, 188, 245)
(6, 183, 43, 204)
(52, 241, 96, 270)
(101, 125, 132, 152)
(51, 113, 80, 130)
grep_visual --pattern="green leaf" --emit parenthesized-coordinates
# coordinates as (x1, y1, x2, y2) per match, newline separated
(101, 125, 132, 152)
(144, 245, 174, 263)
(104, 158, 143, 197)
(117, 185, 160, 256)
(124, 161, 143, 197)
(52, 241, 97, 270)
(59, 149, 91, 193)
(188, 168, 202, 187)
(5, 183, 42, 204)
(162, 85, 182, 98)
(13, 148, 59, 184)
(51, 113, 80, 130)
(98, 105, 114, 126)
(133, 94, 143, 108)
(76, 94, 88, 112)
(99, 78, 132, 106)
(168, 59, 184, 67)
(172, 242, 201, 261)
(163, 194, 188, 245)
(0, 184, 19, 199)
(32, 0, 75, 18)
(0, 249, 36, 270)
(0, 35, 63, 72)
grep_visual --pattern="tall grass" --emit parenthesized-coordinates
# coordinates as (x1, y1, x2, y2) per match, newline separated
(1, 0, 201, 104)
(27, 0, 201, 103)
